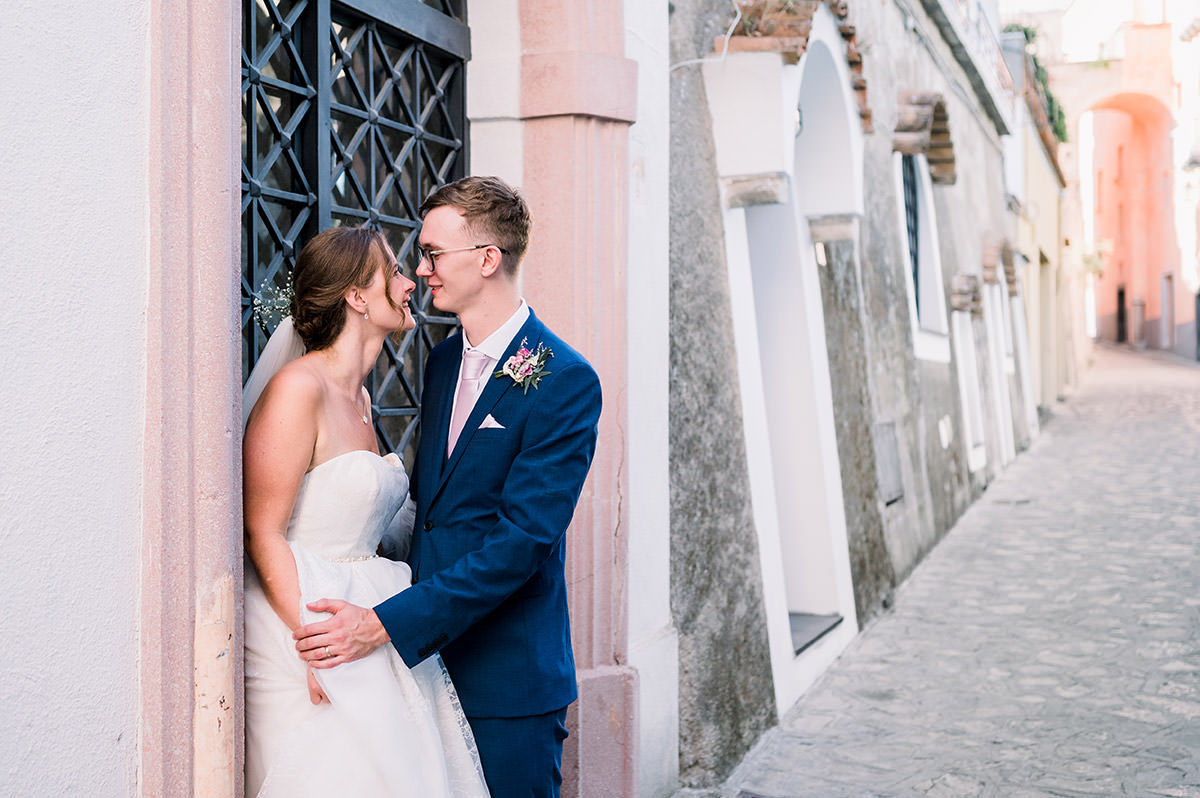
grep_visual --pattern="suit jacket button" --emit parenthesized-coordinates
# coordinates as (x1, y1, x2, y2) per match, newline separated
(423, 520, 434, 531)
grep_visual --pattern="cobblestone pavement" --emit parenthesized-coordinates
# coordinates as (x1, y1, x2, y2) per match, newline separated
(715, 345, 1200, 797)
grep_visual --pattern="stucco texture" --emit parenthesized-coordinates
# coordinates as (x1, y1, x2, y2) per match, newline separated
(668, 0, 777, 787)
(815, 236, 897, 624)
(0, 1, 146, 794)
(847, 0, 1012, 592)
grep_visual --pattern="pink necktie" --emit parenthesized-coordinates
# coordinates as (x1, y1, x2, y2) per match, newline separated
(447, 349, 490, 455)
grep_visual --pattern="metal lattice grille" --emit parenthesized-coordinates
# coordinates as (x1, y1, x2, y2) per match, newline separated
(901, 153, 920, 315)
(241, 0, 469, 464)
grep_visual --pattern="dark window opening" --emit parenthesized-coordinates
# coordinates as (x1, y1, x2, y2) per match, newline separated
(1117, 286, 1127, 343)
(902, 153, 920, 316)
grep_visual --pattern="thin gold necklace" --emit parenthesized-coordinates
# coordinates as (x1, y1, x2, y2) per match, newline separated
(322, 350, 371, 425)
(353, 392, 370, 425)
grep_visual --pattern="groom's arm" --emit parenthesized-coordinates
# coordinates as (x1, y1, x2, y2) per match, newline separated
(374, 359, 601, 667)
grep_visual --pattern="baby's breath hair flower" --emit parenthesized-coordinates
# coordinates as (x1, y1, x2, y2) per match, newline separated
(252, 271, 295, 330)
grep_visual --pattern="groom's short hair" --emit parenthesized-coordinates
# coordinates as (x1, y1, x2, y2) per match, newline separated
(419, 176, 531, 277)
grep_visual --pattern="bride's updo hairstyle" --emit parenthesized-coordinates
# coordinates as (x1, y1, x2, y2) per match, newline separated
(290, 225, 396, 351)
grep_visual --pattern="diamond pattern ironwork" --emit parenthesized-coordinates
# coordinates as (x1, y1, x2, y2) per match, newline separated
(418, 0, 463, 20)
(242, 0, 466, 464)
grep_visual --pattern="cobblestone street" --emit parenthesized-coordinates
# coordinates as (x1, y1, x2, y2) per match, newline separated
(712, 345, 1200, 797)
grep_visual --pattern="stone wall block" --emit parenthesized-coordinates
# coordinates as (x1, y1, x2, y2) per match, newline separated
(951, 273, 983, 315)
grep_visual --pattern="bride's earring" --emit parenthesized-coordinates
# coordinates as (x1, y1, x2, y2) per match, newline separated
(363, 310, 369, 320)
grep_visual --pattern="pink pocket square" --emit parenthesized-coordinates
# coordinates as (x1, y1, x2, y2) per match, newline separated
(479, 414, 506, 430)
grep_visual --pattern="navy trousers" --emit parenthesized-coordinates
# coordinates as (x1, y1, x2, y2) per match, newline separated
(468, 707, 569, 798)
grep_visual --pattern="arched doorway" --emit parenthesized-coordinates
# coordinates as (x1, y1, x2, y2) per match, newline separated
(704, 1, 862, 712)
(744, 29, 859, 653)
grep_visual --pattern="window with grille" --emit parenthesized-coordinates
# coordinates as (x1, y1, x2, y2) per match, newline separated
(893, 151, 950, 361)
(241, 0, 469, 465)
(902, 153, 920, 315)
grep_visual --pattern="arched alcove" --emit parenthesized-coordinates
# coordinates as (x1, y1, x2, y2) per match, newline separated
(747, 32, 860, 628)
(703, 0, 864, 713)
(737, 2, 861, 709)
(792, 37, 862, 218)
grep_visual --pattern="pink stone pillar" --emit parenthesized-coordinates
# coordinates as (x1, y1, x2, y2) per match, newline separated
(518, 2, 639, 795)
(141, 0, 241, 794)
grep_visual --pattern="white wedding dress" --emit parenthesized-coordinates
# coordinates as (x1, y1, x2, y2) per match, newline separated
(243, 448, 490, 797)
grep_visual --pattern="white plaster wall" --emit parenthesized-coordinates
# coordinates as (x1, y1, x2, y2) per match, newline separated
(466, 0, 523, 186)
(703, 52, 802, 179)
(794, 11, 864, 219)
(720, 207, 793, 717)
(983, 283, 1017, 465)
(0, 1, 147, 794)
(1170, 11, 1199, 295)
(744, 203, 838, 613)
(1012, 293, 1041, 435)
(1003, 103, 1025, 206)
(623, 3, 678, 795)
(1060, 0, 1129, 62)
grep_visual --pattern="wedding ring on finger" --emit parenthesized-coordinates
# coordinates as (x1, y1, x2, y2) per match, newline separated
(325, 646, 332, 659)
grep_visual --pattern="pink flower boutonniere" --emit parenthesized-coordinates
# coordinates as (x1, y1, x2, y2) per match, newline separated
(495, 338, 553, 393)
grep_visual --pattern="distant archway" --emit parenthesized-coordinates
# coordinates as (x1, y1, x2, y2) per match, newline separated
(1081, 93, 1176, 349)
(1049, 24, 1188, 356)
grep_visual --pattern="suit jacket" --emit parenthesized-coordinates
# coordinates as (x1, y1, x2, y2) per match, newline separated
(374, 309, 602, 717)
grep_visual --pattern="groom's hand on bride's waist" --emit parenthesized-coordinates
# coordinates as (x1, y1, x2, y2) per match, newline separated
(293, 598, 391, 668)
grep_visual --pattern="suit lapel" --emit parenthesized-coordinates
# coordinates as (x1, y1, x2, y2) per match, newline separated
(417, 344, 460, 507)
(427, 312, 545, 505)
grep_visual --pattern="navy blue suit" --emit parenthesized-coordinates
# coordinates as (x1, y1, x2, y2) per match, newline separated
(374, 309, 601, 792)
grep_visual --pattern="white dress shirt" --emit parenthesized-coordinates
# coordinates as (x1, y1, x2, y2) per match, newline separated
(447, 299, 530, 449)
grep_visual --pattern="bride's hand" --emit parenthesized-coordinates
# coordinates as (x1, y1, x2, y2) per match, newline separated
(306, 666, 328, 705)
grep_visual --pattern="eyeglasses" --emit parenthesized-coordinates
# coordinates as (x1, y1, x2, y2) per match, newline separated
(418, 243, 509, 271)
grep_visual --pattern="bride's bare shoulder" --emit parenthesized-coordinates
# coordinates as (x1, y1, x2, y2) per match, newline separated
(250, 355, 325, 423)
(272, 354, 325, 389)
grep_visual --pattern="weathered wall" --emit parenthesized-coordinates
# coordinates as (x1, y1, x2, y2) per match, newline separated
(814, 231, 897, 624)
(848, 100, 943, 606)
(0, 1, 147, 793)
(842, 0, 1011, 589)
(668, 0, 777, 786)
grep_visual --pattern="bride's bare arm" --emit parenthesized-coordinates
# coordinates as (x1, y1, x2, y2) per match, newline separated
(243, 365, 320, 632)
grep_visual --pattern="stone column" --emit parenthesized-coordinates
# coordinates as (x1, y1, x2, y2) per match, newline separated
(141, 0, 241, 794)
(517, 1, 639, 795)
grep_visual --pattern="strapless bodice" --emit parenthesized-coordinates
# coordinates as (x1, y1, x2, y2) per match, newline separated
(286, 450, 408, 561)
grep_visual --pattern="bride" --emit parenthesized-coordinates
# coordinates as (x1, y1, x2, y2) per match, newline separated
(242, 226, 489, 797)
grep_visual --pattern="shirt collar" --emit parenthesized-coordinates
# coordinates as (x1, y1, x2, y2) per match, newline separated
(462, 299, 530, 362)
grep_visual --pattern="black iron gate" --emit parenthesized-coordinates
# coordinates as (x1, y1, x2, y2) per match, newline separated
(241, 0, 468, 464)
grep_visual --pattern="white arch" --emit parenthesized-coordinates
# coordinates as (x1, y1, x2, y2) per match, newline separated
(793, 7, 864, 217)
(707, 1, 864, 714)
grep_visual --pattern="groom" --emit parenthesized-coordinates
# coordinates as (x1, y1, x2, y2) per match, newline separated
(295, 175, 602, 797)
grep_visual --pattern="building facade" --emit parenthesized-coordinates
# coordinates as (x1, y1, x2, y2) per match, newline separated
(667, 0, 1056, 784)
(1001, 30, 1078, 418)
(1008, 0, 1200, 360)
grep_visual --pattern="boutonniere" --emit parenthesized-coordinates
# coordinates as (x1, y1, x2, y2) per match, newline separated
(495, 338, 553, 393)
